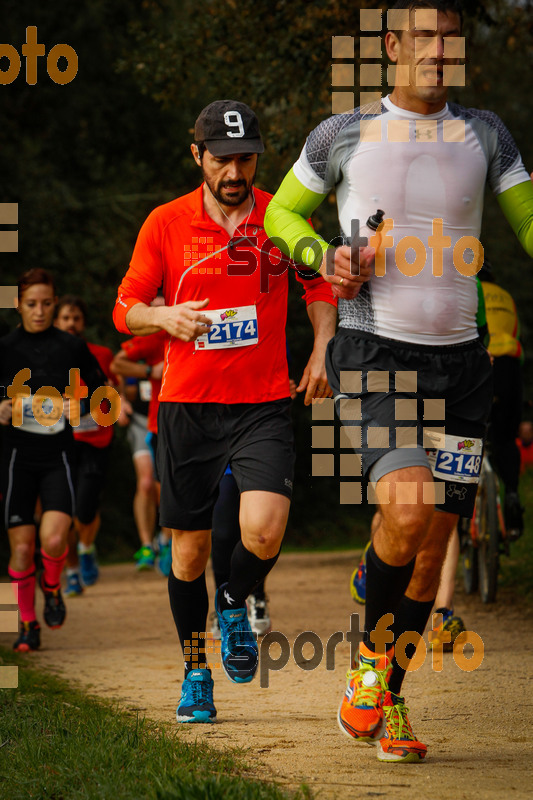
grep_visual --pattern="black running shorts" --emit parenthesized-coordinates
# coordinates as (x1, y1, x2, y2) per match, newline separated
(157, 399, 295, 530)
(73, 440, 110, 525)
(2, 445, 76, 529)
(326, 330, 493, 517)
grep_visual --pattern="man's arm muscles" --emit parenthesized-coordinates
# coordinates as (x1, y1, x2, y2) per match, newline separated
(125, 302, 165, 336)
(307, 299, 338, 342)
(297, 300, 337, 406)
(125, 300, 212, 341)
(266, 169, 373, 300)
(264, 169, 330, 270)
(497, 179, 533, 257)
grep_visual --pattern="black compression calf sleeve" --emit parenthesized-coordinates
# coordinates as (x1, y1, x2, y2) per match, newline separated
(211, 473, 241, 589)
(219, 541, 279, 611)
(168, 570, 209, 675)
(252, 580, 266, 599)
(363, 544, 415, 651)
(388, 596, 434, 694)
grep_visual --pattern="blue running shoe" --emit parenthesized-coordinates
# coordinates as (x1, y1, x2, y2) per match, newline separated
(176, 669, 216, 723)
(350, 541, 370, 605)
(157, 541, 172, 577)
(65, 571, 84, 597)
(215, 584, 258, 684)
(78, 546, 99, 586)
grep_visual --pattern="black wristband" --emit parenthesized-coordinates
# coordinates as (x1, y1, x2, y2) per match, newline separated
(145, 364, 152, 378)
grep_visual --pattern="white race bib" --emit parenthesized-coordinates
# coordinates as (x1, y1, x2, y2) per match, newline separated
(139, 380, 152, 402)
(19, 395, 65, 435)
(195, 305, 258, 351)
(425, 431, 483, 484)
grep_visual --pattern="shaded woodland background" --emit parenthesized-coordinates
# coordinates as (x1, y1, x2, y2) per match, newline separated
(1, 0, 532, 560)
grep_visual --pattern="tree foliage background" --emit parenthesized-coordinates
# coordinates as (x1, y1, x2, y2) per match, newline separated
(0, 0, 532, 558)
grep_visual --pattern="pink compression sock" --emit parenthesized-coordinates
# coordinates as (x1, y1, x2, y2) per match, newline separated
(41, 547, 68, 592)
(8, 565, 37, 623)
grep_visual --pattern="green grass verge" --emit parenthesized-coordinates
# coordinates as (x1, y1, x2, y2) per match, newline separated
(0, 648, 312, 800)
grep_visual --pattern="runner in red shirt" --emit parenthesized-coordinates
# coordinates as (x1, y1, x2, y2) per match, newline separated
(113, 100, 337, 724)
(116, 330, 166, 440)
(55, 295, 117, 594)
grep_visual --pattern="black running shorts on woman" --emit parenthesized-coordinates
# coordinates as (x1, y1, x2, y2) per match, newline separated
(157, 399, 295, 530)
(0, 325, 105, 529)
(326, 330, 493, 517)
(2, 447, 76, 528)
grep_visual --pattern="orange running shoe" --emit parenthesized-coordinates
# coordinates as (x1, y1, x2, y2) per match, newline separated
(377, 691, 427, 763)
(338, 642, 393, 743)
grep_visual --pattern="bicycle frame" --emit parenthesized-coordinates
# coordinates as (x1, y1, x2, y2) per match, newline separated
(461, 452, 507, 603)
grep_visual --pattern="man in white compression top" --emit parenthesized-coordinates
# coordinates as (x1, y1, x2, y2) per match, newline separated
(265, 0, 533, 764)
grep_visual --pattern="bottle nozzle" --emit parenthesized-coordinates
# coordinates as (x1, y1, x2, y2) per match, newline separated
(366, 209, 385, 231)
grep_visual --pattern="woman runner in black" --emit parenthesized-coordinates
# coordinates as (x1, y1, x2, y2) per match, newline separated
(0, 269, 106, 651)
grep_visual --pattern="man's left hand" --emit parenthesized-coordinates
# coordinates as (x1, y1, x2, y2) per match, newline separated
(297, 351, 333, 406)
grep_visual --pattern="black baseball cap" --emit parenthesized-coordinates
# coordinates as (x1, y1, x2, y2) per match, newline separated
(194, 100, 264, 156)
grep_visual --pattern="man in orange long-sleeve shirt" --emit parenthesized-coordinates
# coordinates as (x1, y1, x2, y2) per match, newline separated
(114, 100, 337, 724)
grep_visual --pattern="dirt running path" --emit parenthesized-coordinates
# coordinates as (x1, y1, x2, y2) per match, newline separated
(2, 552, 532, 799)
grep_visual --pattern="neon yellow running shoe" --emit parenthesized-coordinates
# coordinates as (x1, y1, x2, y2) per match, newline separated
(429, 607, 466, 652)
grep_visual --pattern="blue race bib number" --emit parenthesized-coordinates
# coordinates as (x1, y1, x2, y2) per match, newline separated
(426, 432, 483, 484)
(435, 451, 482, 479)
(195, 305, 258, 350)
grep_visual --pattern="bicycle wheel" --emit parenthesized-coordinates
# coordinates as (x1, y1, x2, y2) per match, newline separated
(459, 517, 478, 594)
(477, 470, 500, 603)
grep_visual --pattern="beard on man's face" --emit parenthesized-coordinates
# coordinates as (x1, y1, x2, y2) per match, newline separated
(203, 170, 256, 207)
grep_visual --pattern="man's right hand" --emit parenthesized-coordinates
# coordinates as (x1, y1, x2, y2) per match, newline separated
(319, 246, 374, 300)
(156, 299, 212, 341)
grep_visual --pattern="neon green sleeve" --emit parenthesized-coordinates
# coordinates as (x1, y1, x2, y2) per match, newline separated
(497, 179, 533, 257)
(264, 169, 332, 272)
